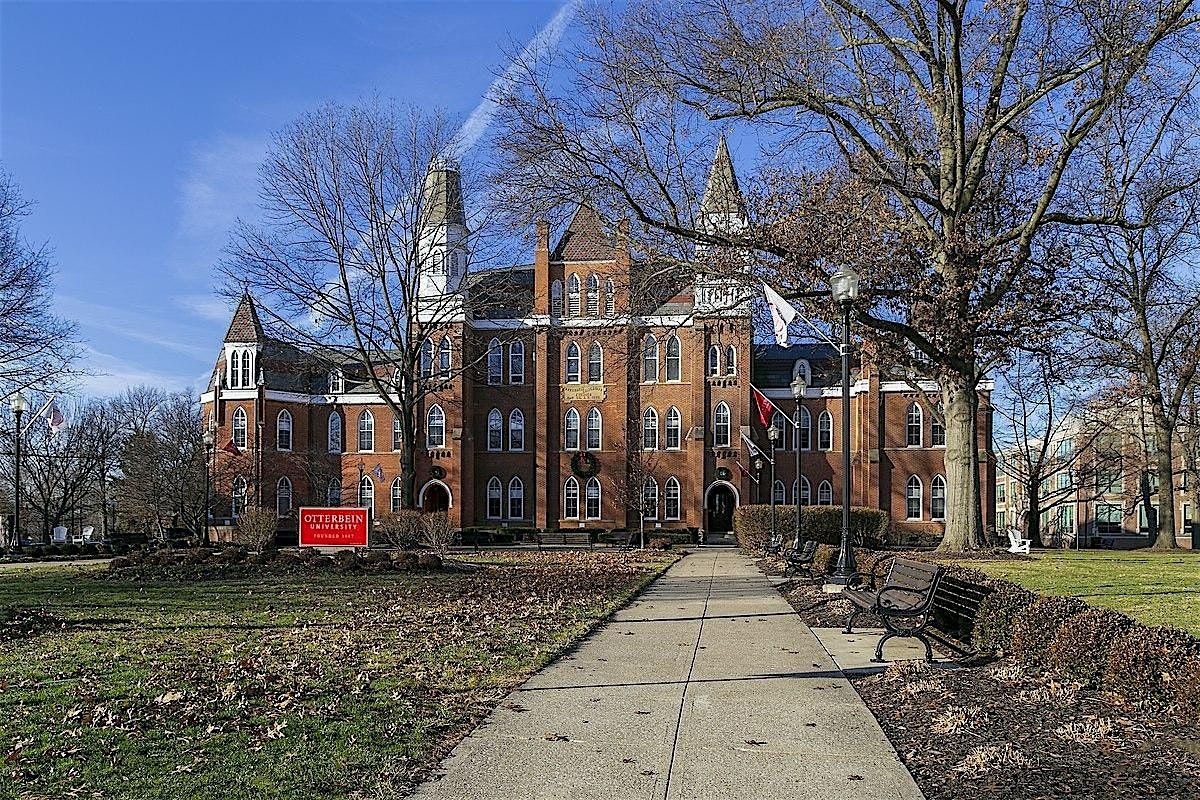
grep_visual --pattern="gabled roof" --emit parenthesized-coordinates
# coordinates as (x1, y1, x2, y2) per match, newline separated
(552, 204, 615, 262)
(224, 293, 264, 343)
(699, 135, 747, 221)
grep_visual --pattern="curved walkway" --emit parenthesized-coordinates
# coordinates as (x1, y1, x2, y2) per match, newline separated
(411, 549, 923, 800)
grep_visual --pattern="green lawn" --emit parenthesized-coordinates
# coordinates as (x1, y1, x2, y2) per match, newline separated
(962, 549, 1200, 635)
(0, 551, 675, 800)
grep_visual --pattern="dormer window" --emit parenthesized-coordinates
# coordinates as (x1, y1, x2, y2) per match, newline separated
(328, 369, 344, 394)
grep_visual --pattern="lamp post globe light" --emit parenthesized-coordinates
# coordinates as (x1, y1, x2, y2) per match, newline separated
(754, 456, 764, 504)
(767, 422, 780, 544)
(790, 374, 807, 552)
(202, 430, 215, 547)
(830, 266, 860, 585)
(9, 390, 27, 553)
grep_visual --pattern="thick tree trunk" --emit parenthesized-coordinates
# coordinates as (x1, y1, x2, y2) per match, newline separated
(1025, 483, 1044, 548)
(1150, 414, 1178, 550)
(935, 373, 985, 552)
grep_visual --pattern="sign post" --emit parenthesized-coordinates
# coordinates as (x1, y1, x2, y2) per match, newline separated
(298, 507, 369, 549)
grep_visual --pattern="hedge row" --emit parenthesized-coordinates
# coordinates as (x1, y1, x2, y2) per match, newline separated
(733, 505, 890, 552)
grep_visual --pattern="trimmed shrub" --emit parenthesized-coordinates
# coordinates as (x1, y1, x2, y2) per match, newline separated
(972, 582, 1037, 654)
(1047, 608, 1136, 687)
(1009, 595, 1090, 666)
(1105, 625, 1200, 706)
(1172, 657, 1200, 723)
(733, 505, 890, 553)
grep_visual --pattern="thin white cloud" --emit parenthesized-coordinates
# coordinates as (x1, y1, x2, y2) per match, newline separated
(449, 1, 577, 159)
(57, 295, 214, 361)
(178, 134, 267, 240)
(76, 345, 198, 397)
(173, 293, 232, 323)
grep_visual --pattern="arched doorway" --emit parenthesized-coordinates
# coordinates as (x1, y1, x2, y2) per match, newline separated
(705, 481, 739, 544)
(419, 480, 451, 513)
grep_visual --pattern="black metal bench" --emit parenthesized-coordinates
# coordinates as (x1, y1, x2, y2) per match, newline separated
(843, 557, 944, 663)
(783, 540, 818, 579)
(764, 534, 783, 557)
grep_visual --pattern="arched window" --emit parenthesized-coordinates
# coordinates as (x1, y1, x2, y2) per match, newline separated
(393, 417, 402, 450)
(509, 341, 525, 385)
(707, 345, 719, 377)
(798, 407, 811, 450)
(487, 408, 503, 451)
(724, 345, 736, 376)
(229, 350, 240, 387)
(564, 408, 580, 450)
(906, 403, 923, 447)
(713, 402, 731, 448)
(773, 480, 786, 505)
(241, 349, 252, 388)
(586, 274, 600, 315)
(391, 477, 403, 513)
(276, 476, 292, 516)
(792, 359, 812, 386)
(427, 404, 446, 448)
(771, 410, 789, 451)
(818, 480, 833, 506)
(587, 342, 603, 383)
(232, 476, 247, 519)
(508, 477, 525, 519)
(665, 477, 681, 520)
(665, 406, 682, 449)
(328, 411, 342, 453)
(551, 279, 563, 316)
(931, 475, 947, 520)
(586, 407, 602, 450)
(487, 338, 503, 384)
(358, 410, 375, 452)
(906, 475, 923, 520)
(585, 476, 601, 519)
(799, 476, 811, 505)
(438, 337, 452, 379)
(327, 478, 342, 507)
(359, 475, 374, 514)
(931, 404, 946, 447)
(232, 407, 247, 449)
(567, 273, 581, 316)
(642, 335, 658, 382)
(486, 477, 502, 519)
(509, 409, 525, 451)
(420, 339, 434, 377)
(665, 335, 681, 381)
(604, 279, 615, 315)
(643, 477, 659, 519)
(818, 410, 833, 451)
(328, 369, 344, 394)
(565, 342, 581, 383)
(642, 407, 659, 450)
(276, 410, 292, 451)
(564, 477, 580, 519)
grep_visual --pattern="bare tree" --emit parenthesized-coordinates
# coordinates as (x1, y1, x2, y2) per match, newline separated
(492, 0, 1200, 551)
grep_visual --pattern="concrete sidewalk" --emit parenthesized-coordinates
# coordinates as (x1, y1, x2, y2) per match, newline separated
(411, 549, 923, 800)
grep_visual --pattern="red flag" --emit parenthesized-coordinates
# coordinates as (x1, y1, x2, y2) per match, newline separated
(221, 439, 242, 456)
(751, 385, 777, 428)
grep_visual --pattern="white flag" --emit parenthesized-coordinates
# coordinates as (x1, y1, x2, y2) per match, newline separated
(762, 282, 797, 346)
(740, 431, 771, 464)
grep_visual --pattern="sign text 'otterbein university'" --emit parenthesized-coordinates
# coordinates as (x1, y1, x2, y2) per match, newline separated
(298, 508, 369, 548)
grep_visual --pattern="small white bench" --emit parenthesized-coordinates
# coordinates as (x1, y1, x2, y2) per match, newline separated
(1007, 527, 1031, 554)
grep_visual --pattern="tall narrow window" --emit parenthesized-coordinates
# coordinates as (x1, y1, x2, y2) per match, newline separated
(724, 345, 736, 376)
(818, 411, 833, 451)
(906, 403, 923, 447)
(565, 342, 581, 383)
(906, 475, 922, 520)
(229, 350, 240, 387)
(277, 476, 292, 516)
(643, 477, 659, 519)
(773, 480, 786, 504)
(438, 337, 452, 379)
(586, 407, 602, 450)
(551, 279, 563, 316)
(391, 477, 403, 513)
(486, 477, 502, 518)
(358, 410, 375, 452)
(487, 338, 503, 384)
(567, 274, 580, 316)
(798, 407, 811, 450)
(604, 279, 615, 315)
(707, 345, 719, 377)
(509, 409, 525, 451)
(487, 408, 503, 451)
(328, 411, 342, 453)
(564, 477, 580, 519)
(585, 476, 601, 519)
(276, 410, 292, 451)
(800, 477, 811, 505)
(328, 369, 344, 394)
(427, 405, 446, 448)
(931, 405, 946, 447)
(818, 480, 833, 506)
(232, 476, 247, 519)
(327, 478, 342, 507)
(642, 335, 658, 382)
(587, 342, 603, 383)
(665, 335, 681, 381)
(359, 476, 375, 514)
(771, 411, 789, 450)
(642, 407, 659, 450)
(931, 475, 947, 520)
(713, 402, 731, 447)
(508, 477, 524, 519)
(241, 349, 252, 388)
(564, 408, 580, 450)
(509, 341, 525, 384)
(420, 339, 433, 377)
(586, 274, 600, 315)
(665, 406, 682, 449)
(665, 477, 681, 520)
(232, 407, 247, 449)
(393, 417, 402, 451)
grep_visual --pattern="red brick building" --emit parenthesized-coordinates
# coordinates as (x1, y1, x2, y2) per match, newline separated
(200, 143, 994, 542)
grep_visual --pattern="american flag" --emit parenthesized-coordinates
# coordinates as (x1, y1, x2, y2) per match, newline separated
(45, 401, 66, 435)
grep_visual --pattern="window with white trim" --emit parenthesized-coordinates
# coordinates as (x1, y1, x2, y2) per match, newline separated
(586, 407, 602, 450)
(328, 369, 344, 394)
(773, 480, 785, 504)
(567, 274, 580, 316)
(564, 477, 580, 519)
(604, 279, 615, 315)
(359, 475, 374, 514)
(358, 410, 375, 452)
(642, 335, 658, 382)
(931, 404, 946, 447)
(564, 408, 580, 450)
(277, 476, 292, 516)
(818, 411, 833, 451)
(276, 410, 292, 451)
(328, 411, 342, 453)
(587, 342, 602, 383)
(565, 342, 581, 383)
(585, 476, 601, 520)
(707, 345, 719, 377)
(799, 477, 811, 505)
(233, 407, 247, 449)
(665, 406, 682, 449)
(665, 477, 681, 520)
(713, 402, 731, 447)
(391, 477, 403, 513)
(508, 477, 524, 519)
(643, 477, 659, 519)
(427, 405, 446, 448)
(487, 408, 503, 451)
(438, 337, 452, 379)
(487, 338, 503, 384)
(818, 480, 833, 506)
(798, 406, 811, 450)
(420, 339, 433, 377)
(586, 274, 600, 315)
(906, 403, 923, 447)
(724, 345, 736, 376)
(642, 407, 658, 450)
(229, 350, 240, 387)
(931, 475, 946, 520)
(509, 341, 524, 384)
(241, 349, 252, 388)
(906, 475, 922, 520)
(509, 409, 525, 451)
(771, 410, 789, 451)
(393, 417, 402, 451)
(665, 336, 681, 381)
(486, 477, 502, 519)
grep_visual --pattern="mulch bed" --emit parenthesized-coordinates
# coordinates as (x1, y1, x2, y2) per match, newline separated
(102, 546, 446, 581)
(1, 606, 67, 643)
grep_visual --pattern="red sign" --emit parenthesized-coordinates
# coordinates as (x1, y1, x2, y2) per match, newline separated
(299, 507, 369, 548)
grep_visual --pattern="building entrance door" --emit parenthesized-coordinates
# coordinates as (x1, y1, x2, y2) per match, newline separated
(706, 483, 736, 542)
(423, 483, 450, 513)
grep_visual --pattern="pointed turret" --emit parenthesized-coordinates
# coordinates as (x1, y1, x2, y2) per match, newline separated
(699, 135, 747, 228)
(423, 158, 466, 227)
(224, 292, 264, 343)
(416, 158, 469, 322)
(552, 204, 615, 262)
(695, 136, 752, 316)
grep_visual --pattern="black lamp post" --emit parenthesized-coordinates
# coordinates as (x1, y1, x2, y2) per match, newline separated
(9, 390, 27, 553)
(202, 430, 214, 547)
(791, 374, 807, 551)
(829, 265, 860, 584)
(768, 422, 781, 542)
(754, 456, 764, 504)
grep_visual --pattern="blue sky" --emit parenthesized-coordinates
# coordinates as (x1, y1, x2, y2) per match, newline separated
(1, 0, 571, 395)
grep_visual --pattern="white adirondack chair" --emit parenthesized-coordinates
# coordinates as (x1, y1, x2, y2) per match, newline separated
(1007, 527, 1032, 555)
(80, 526, 97, 544)
(52, 526, 69, 545)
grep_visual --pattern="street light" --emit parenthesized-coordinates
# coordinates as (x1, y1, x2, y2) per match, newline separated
(791, 374, 807, 552)
(202, 430, 215, 547)
(9, 390, 27, 553)
(829, 265, 860, 584)
(754, 456, 764, 504)
(767, 422, 781, 544)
